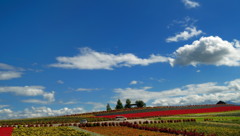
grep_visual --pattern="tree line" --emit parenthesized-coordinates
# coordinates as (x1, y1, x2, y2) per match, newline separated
(106, 99, 146, 111)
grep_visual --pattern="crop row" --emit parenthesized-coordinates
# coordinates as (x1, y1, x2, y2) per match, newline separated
(142, 121, 240, 136)
(96, 104, 232, 116)
(56, 119, 208, 136)
(79, 121, 214, 136)
(0, 116, 110, 127)
(12, 126, 90, 136)
(83, 126, 176, 136)
(98, 106, 240, 118)
(0, 127, 13, 136)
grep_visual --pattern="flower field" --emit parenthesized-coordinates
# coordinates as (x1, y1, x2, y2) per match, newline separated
(0, 116, 110, 127)
(96, 104, 230, 117)
(12, 126, 90, 136)
(0, 127, 13, 136)
(97, 105, 240, 118)
(82, 126, 176, 136)
(141, 119, 240, 136)
(1, 104, 240, 136)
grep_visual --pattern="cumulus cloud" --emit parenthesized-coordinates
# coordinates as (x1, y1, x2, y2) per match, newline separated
(0, 106, 85, 119)
(182, 0, 200, 8)
(0, 86, 55, 104)
(114, 79, 240, 106)
(171, 36, 240, 66)
(166, 27, 203, 42)
(233, 39, 240, 48)
(50, 48, 170, 70)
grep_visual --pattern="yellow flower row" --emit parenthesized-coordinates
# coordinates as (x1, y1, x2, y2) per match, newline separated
(12, 126, 91, 136)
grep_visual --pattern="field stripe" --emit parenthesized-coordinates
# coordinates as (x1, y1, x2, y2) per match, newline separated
(69, 126, 105, 136)
(0, 127, 14, 136)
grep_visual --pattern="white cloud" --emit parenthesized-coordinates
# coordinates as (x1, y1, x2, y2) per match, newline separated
(76, 88, 100, 92)
(0, 105, 9, 109)
(21, 99, 50, 104)
(129, 80, 138, 85)
(114, 87, 155, 102)
(57, 80, 64, 84)
(50, 48, 170, 70)
(0, 71, 22, 80)
(233, 39, 240, 48)
(0, 86, 55, 104)
(171, 36, 240, 66)
(226, 79, 240, 91)
(0, 109, 13, 114)
(85, 102, 105, 111)
(166, 27, 203, 42)
(182, 0, 200, 8)
(171, 16, 197, 28)
(149, 77, 166, 83)
(59, 100, 78, 105)
(0, 63, 24, 80)
(0, 106, 86, 119)
(0, 63, 22, 71)
(43, 91, 55, 102)
(114, 79, 240, 106)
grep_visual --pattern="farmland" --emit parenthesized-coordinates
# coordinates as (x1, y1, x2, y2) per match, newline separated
(12, 127, 90, 136)
(1, 104, 240, 136)
(82, 126, 175, 136)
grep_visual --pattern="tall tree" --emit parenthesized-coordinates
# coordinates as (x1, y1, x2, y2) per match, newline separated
(106, 103, 112, 111)
(135, 100, 146, 108)
(124, 99, 131, 108)
(115, 99, 124, 109)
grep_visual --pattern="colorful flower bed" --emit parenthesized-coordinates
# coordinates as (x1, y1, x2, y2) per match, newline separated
(0, 127, 13, 136)
(96, 104, 229, 117)
(141, 121, 240, 136)
(98, 105, 240, 118)
(12, 126, 90, 136)
(79, 121, 213, 136)
(0, 116, 110, 127)
(82, 126, 176, 136)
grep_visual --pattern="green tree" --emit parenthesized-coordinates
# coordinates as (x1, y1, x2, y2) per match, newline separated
(216, 101, 226, 104)
(135, 100, 146, 108)
(124, 99, 131, 108)
(115, 99, 123, 109)
(106, 103, 112, 111)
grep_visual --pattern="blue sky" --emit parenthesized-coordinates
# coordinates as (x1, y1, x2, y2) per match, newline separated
(1, 0, 240, 119)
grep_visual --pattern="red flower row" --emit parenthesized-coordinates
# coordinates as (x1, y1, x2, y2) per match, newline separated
(98, 106, 240, 118)
(0, 127, 14, 136)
